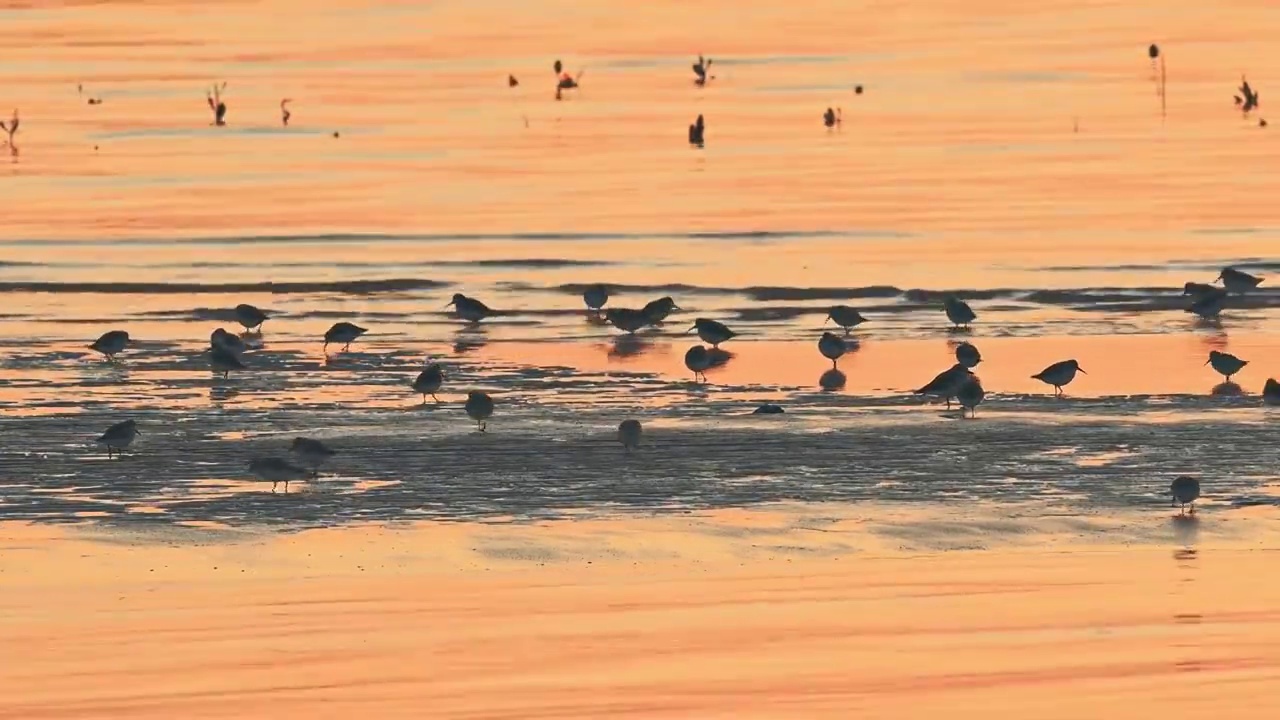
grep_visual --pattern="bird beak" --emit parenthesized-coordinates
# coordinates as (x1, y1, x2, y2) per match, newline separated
(686, 325, 696, 333)
(444, 301, 455, 308)
(824, 315, 832, 324)
(1077, 368, 1087, 375)
(1203, 359, 1211, 366)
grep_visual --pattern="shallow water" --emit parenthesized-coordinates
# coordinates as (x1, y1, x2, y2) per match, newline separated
(1, 0, 1279, 528)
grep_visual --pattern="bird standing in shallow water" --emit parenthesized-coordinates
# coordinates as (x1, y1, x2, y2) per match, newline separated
(943, 297, 977, 329)
(446, 293, 493, 323)
(210, 343, 246, 378)
(249, 457, 310, 494)
(234, 303, 269, 332)
(618, 419, 643, 452)
(1216, 266, 1263, 294)
(1206, 350, 1247, 382)
(689, 318, 736, 347)
(290, 437, 336, 478)
(583, 284, 609, 314)
(818, 332, 846, 368)
(1264, 378, 1280, 405)
(642, 296, 681, 325)
(826, 306, 866, 334)
(96, 419, 140, 459)
(685, 345, 712, 382)
(207, 82, 227, 126)
(689, 114, 705, 146)
(914, 364, 974, 409)
(956, 377, 985, 418)
(693, 54, 714, 86)
(89, 330, 130, 361)
(323, 322, 367, 353)
(1170, 476, 1201, 515)
(465, 391, 494, 431)
(1032, 359, 1086, 396)
(1187, 288, 1229, 320)
(412, 363, 444, 403)
(280, 99, 292, 127)
(0, 108, 19, 154)
(605, 308, 650, 335)
(211, 328, 246, 356)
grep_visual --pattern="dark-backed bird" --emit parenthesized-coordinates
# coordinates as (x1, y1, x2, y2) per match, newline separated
(1170, 476, 1200, 515)
(1206, 350, 1247, 382)
(234, 303, 269, 331)
(290, 437, 336, 478)
(914, 363, 974, 409)
(446, 293, 493, 323)
(323, 322, 367, 353)
(1032, 359, 1086, 396)
(826, 306, 866, 334)
(689, 318, 736, 347)
(89, 330, 130, 361)
(943, 297, 977, 328)
(465, 391, 495, 432)
(96, 419, 140, 459)
(412, 363, 444, 403)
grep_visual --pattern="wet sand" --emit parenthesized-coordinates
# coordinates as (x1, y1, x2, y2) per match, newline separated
(4, 507, 1280, 718)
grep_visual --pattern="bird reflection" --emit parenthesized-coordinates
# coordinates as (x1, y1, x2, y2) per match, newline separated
(819, 368, 847, 390)
(209, 385, 240, 404)
(1196, 327, 1228, 351)
(453, 326, 488, 355)
(1211, 381, 1243, 396)
(607, 334, 651, 360)
(1171, 514, 1200, 563)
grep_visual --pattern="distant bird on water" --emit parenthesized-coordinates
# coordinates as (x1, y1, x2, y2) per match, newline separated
(508, 74, 519, 88)
(1263, 378, 1280, 405)
(1216, 266, 1263, 294)
(206, 82, 227, 126)
(826, 306, 866, 334)
(1206, 350, 1247, 382)
(234, 303, 269, 332)
(96, 419, 139, 459)
(689, 318, 736, 347)
(280, 99, 292, 127)
(618, 419, 643, 452)
(210, 343, 246, 378)
(955, 342, 982, 368)
(605, 308, 650, 334)
(0, 108, 18, 152)
(1187, 287, 1228, 319)
(1170, 476, 1200, 515)
(465, 390, 494, 431)
(818, 332, 847, 368)
(692, 54, 714, 86)
(210, 328, 247, 356)
(1032, 359, 1086, 396)
(956, 377, 985, 418)
(446, 293, 493, 323)
(1235, 76, 1259, 114)
(583, 284, 609, 313)
(1182, 281, 1219, 299)
(553, 59, 583, 100)
(943, 297, 977, 329)
(642, 296, 681, 325)
(412, 363, 444, 403)
(915, 363, 973, 409)
(290, 437, 336, 478)
(323, 322, 367, 353)
(249, 457, 310, 494)
(684, 345, 712, 382)
(689, 114, 706, 146)
(823, 107, 842, 129)
(89, 330, 130, 361)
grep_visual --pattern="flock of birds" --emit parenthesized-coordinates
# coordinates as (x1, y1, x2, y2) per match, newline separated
(84, 259, 1270, 512)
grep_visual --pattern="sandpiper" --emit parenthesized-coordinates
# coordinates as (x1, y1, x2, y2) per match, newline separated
(1170, 476, 1201, 515)
(823, 107, 842, 128)
(689, 114, 705, 146)
(210, 328, 246, 356)
(1206, 350, 1247, 382)
(1182, 281, 1218, 298)
(1217, 267, 1263, 294)
(290, 437, 336, 477)
(96, 419, 139, 459)
(914, 363, 974, 409)
(956, 377, 985, 418)
(1032, 359, 1086, 396)
(207, 82, 227, 126)
(689, 318, 736, 347)
(583, 284, 609, 313)
(955, 342, 982, 368)
(412, 363, 444, 403)
(618, 419, 643, 452)
(826, 306, 866, 334)
(465, 391, 494, 431)
(685, 345, 712, 382)
(210, 343, 246, 378)
(692, 54, 713, 86)
(323, 322, 367, 353)
(280, 98, 292, 127)
(89, 330, 130, 361)
(446, 293, 493, 323)
(943, 297, 977, 329)
(235, 303, 268, 331)
(1187, 288, 1228, 319)
(605, 308, 650, 334)
(1264, 378, 1280, 405)
(249, 457, 310, 493)
(642, 296, 681, 324)
(818, 332, 846, 368)
(1234, 76, 1259, 114)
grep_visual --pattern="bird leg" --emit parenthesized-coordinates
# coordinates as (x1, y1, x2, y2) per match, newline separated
(271, 481, 278, 493)
(431, 393, 439, 403)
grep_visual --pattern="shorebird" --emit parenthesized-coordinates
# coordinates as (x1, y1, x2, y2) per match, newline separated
(684, 345, 712, 382)
(1264, 378, 1280, 405)
(323, 322, 367, 353)
(618, 419, 643, 452)
(956, 377, 985, 418)
(234, 304, 269, 332)
(446, 293, 493, 323)
(89, 330, 130, 361)
(280, 98, 292, 127)
(1183, 281, 1219, 298)
(823, 107, 842, 128)
(207, 82, 227, 126)
(0, 109, 18, 153)
(1032, 359, 1086, 396)
(818, 332, 846, 368)
(210, 328, 247, 356)
(689, 318, 736, 347)
(692, 54, 714, 86)
(249, 457, 310, 494)
(290, 437, 336, 478)
(1206, 350, 1247, 382)
(465, 390, 494, 431)
(943, 297, 976, 329)
(826, 306, 866, 334)
(508, 74, 519, 88)
(642, 296, 681, 324)
(96, 419, 139, 459)
(1216, 267, 1263, 293)
(210, 343, 246, 378)
(583, 284, 609, 313)
(553, 60, 583, 100)
(1170, 476, 1201, 515)
(1187, 288, 1228, 319)
(914, 363, 974, 409)
(412, 363, 444, 403)
(605, 308, 650, 334)
(1234, 76, 1259, 113)
(689, 114, 705, 146)
(955, 342, 982, 368)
